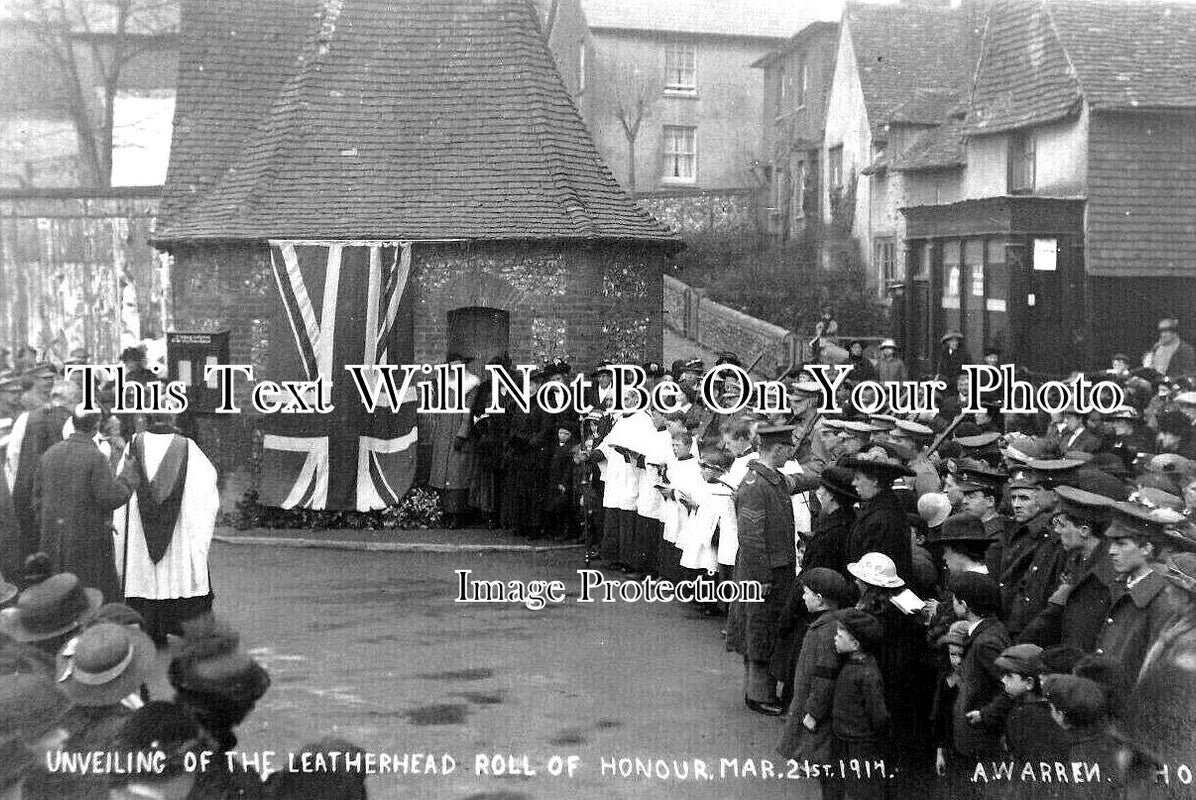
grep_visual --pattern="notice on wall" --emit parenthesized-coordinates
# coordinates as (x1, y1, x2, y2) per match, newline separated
(1033, 238, 1058, 271)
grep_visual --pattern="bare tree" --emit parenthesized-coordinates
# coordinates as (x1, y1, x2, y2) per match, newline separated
(11, 0, 177, 187)
(608, 60, 662, 198)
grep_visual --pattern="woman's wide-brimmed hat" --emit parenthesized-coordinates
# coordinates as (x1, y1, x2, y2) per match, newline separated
(56, 622, 156, 707)
(847, 552, 905, 589)
(0, 573, 102, 643)
(841, 452, 915, 482)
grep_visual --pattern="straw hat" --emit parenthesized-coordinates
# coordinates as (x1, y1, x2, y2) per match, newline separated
(847, 552, 904, 589)
(56, 622, 156, 707)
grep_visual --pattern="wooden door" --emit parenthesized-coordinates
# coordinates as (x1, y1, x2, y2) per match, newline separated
(446, 307, 510, 375)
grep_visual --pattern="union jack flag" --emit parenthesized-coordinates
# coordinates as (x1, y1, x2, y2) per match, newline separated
(259, 240, 417, 511)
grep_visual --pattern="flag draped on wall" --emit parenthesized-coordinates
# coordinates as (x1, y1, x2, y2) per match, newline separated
(259, 240, 417, 511)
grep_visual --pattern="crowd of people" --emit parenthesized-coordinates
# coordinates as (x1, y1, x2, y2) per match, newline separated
(4, 313, 1196, 798)
(428, 317, 1196, 799)
(0, 347, 369, 798)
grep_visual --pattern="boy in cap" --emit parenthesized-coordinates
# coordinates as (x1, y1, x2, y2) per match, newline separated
(1094, 501, 1188, 681)
(830, 609, 888, 799)
(994, 643, 1068, 763)
(931, 620, 969, 777)
(1042, 675, 1124, 797)
(951, 572, 1011, 763)
(776, 568, 853, 778)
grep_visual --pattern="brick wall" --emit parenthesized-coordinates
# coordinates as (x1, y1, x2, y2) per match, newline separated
(166, 238, 669, 487)
(638, 189, 762, 236)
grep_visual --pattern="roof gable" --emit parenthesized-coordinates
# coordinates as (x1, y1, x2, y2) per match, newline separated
(157, 0, 675, 244)
(580, 0, 828, 39)
(967, 0, 1196, 135)
(844, 2, 978, 129)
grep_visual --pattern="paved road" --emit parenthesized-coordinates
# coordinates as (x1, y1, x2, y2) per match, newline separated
(208, 542, 818, 800)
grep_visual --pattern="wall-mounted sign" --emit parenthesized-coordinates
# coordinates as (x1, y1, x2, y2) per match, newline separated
(1033, 238, 1058, 271)
(166, 331, 230, 413)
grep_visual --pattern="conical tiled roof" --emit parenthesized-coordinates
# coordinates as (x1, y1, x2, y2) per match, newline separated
(155, 0, 676, 245)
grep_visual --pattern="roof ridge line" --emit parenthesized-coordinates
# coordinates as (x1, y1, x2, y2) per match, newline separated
(1041, 0, 1085, 106)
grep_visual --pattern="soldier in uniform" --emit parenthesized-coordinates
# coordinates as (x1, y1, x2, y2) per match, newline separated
(726, 425, 797, 716)
(999, 459, 1080, 637)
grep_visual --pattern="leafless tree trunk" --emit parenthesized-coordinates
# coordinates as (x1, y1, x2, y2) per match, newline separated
(610, 62, 661, 200)
(15, 0, 176, 187)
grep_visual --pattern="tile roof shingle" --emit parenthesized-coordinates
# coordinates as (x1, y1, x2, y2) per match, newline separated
(156, 0, 676, 245)
(845, 2, 980, 131)
(967, 0, 1196, 135)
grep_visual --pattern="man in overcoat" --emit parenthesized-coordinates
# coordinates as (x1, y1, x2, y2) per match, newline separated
(727, 425, 797, 716)
(1018, 485, 1117, 651)
(8, 377, 74, 567)
(999, 462, 1074, 636)
(1094, 501, 1188, 681)
(35, 406, 138, 602)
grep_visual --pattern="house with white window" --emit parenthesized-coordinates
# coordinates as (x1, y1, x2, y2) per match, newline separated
(821, 1, 983, 286)
(897, 0, 1196, 377)
(581, 0, 829, 220)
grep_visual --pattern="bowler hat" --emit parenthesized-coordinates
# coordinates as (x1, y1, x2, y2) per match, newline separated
(56, 623, 156, 707)
(995, 643, 1044, 675)
(842, 453, 915, 482)
(917, 493, 952, 529)
(799, 567, 854, 608)
(937, 513, 993, 544)
(0, 573, 102, 642)
(168, 627, 270, 707)
(836, 608, 882, 652)
(847, 552, 904, 589)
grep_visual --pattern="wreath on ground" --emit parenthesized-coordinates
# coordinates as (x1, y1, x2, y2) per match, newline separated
(228, 486, 444, 530)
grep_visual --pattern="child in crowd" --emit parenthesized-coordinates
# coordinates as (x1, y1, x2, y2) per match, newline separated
(1043, 675, 1125, 799)
(777, 568, 854, 799)
(831, 609, 889, 800)
(659, 430, 701, 581)
(932, 620, 969, 776)
(994, 643, 1068, 762)
(951, 572, 1011, 764)
(678, 449, 735, 615)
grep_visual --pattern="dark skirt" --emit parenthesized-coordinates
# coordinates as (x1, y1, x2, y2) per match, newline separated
(601, 509, 635, 564)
